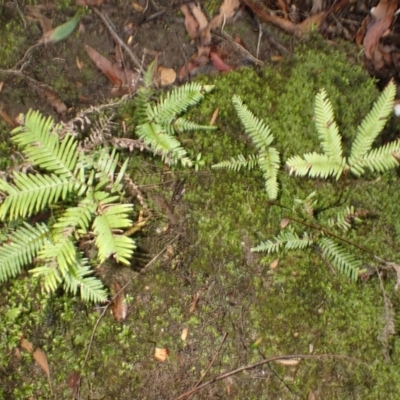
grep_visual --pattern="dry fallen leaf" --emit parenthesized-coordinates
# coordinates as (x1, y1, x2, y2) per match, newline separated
(275, 358, 301, 366)
(280, 218, 290, 228)
(189, 288, 205, 313)
(190, 4, 208, 31)
(111, 282, 128, 322)
(270, 259, 279, 269)
(76, 56, 84, 71)
(181, 4, 199, 39)
(20, 338, 34, 353)
(158, 66, 177, 86)
(43, 89, 67, 114)
(181, 327, 189, 341)
(210, 107, 219, 125)
(154, 347, 169, 362)
(33, 348, 51, 378)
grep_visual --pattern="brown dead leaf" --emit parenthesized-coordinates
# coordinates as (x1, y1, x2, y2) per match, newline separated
(132, 1, 145, 12)
(275, 358, 301, 366)
(154, 347, 169, 362)
(158, 66, 177, 86)
(0, 107, 16, 128)
(111, 282, 128, 322)
(280, 218, 290, 228)
(85, 45, 138, 92)
(67, 372, 80, 397)
(26, 6, 53, 34)
(363, 0, 397, 70)
(181, 327, 189, 341)
(189, 288, 205, 313)
(210, 107, 219, 125)
(43, 89, 67, 114)
(190, 4, 209, 31)
(270, 259, 279, 269)
(20, 338, 34, 353)
(76, 56, 84, 71)
(296, 12, 327, 35)
(33, 348, 50, 378)
(209, 0, 240, 29)
(181, 4, 199, 39)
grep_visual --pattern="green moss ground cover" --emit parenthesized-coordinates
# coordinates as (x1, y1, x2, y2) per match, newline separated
(1, 36, 400, 399)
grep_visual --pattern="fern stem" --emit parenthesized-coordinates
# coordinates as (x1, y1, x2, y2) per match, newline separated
(284, 215, 375, 257)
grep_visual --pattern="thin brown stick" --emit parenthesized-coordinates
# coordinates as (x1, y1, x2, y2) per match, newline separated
(92, 7, 142, 71)
(192, 332, 228, 391)
(174, 353, 366, 400)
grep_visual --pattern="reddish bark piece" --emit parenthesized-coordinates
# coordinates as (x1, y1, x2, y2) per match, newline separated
(210, 52, 233, 72)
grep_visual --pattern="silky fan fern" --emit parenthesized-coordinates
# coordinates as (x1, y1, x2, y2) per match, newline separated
(287, 81, 399, 179)
(212, 95, 281, 199)
(0, 110, 137, 302)
(134, 72, 216, 167)
(252, 227, 362, 281)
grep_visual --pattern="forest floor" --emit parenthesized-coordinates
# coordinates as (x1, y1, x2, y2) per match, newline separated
(1, 1, 400, 399)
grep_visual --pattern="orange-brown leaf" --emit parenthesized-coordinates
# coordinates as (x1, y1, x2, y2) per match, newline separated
(33, 348, 50, 378)
(111, 282, 128, 322)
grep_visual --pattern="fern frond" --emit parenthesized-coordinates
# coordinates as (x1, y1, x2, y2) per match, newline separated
(252, 231, 313, 253)
(12, 111, 78, 178)
(318, 237, 361, 280)
(52, 199, 96, 236)
(350, 140, 400, 176)
(258, 147, 280, 200)
(212, 154, 259, 171)
(136, 122, 192, 166)
(172, 118, 217, 134)
(0, 173, 77, 220)
(38, 237, 79, 281)
(63, 262, 107, 302)
(286, 153, 346, 180)
(232, 95, 274, 150)
(314, 89, 343, 161)
(327, 206, 361, 231)
(349, 81, 396, 165)
(93, 203, 135, 264)
(147, 83, 214, 124)
(0, 222, 49, 282)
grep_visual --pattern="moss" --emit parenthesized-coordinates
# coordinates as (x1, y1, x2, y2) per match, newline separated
(2, 35, 400, 398)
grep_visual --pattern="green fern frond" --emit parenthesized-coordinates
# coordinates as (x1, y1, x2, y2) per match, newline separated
(212, 154, 259, 171)
(286, 153, 346, 180)
(349, 81, 396, 165)
(12, 111, 78, 178)
(63, 264, 107, 302)
(350, 140, 400, 176)
(93, 203, 135, 264)
(136, 122, 192, 166)
(94, 148, 129, 193)
(252, 231, 313, 253)
(232, 95, 274, 149)
(52, 199, 96, 236)
(172, 118, 217, 134)
(259, 147, 280, 200)
(0, 173, 77, 220)
(38, 237, 79, 280)
(318, 237, 362, 280)
(147, 83, 214, 124)
(314, 89, 343, 161)
(327, 206, 361, 231)
(0, 222, 49, 282)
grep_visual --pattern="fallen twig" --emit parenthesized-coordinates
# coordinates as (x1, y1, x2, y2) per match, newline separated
(92, 7, 142, 72)
(174, 353, 366, 399)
